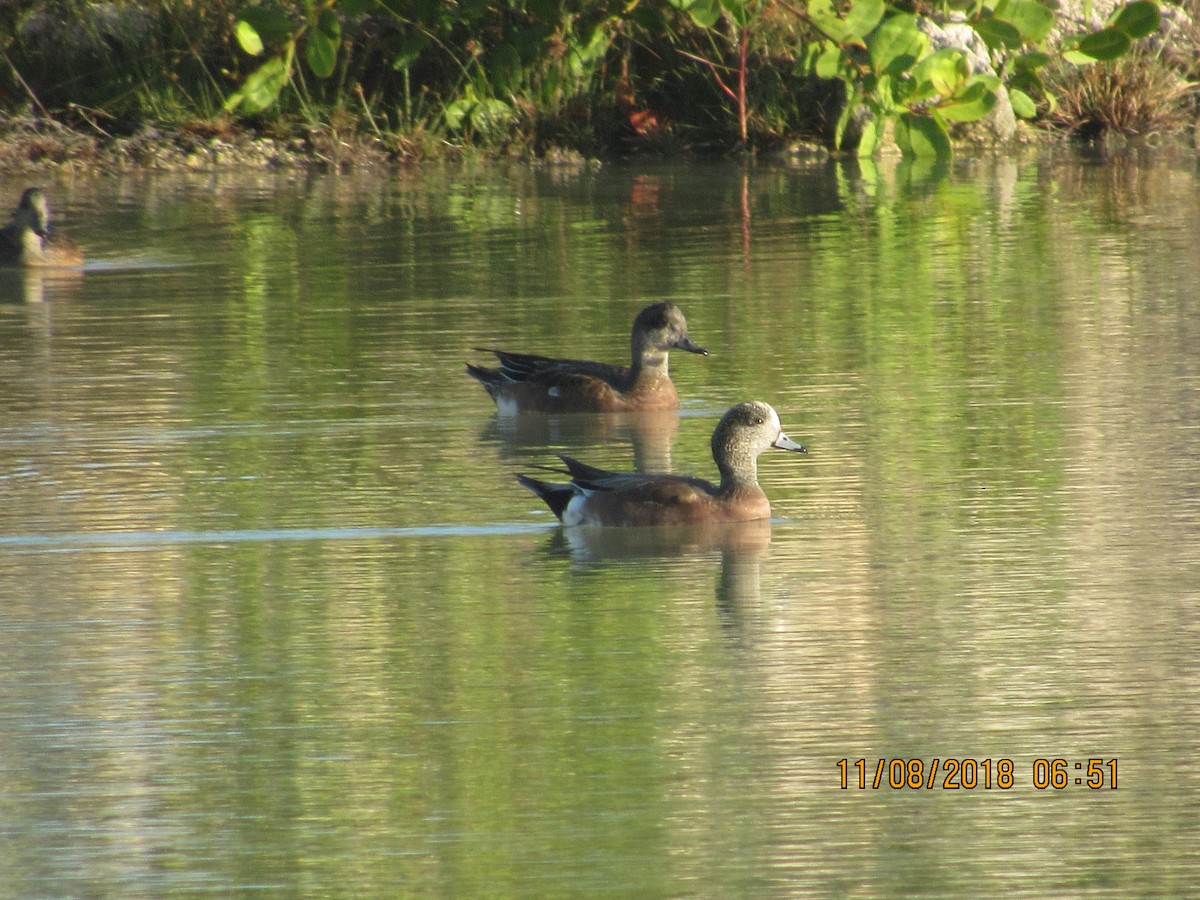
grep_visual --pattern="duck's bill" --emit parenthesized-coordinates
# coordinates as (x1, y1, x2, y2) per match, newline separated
(677, 336, 709, 356)
(773, 433, 807, 453)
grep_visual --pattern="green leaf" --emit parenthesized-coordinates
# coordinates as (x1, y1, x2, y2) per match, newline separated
(235, 19, 264, 57)
(470, 98, 516, 137)
(811, 42, 845, 79)
(972, 17, 1023, 51)
(833, 86, 862, 150)
(572, 23, 611, 66)
(1014, 50, 1052, 72)
(937, 75, 999, 122)
(796, 42, 819, 74)
(1009, 67, 1046, 99)
(1070, 27, 1132, 61)
(875, 74, 901, 112)
(964, 72, 1000, 92)
(339, 0, 375, 15)
(1109, 0, 1160, 38)
(390, 33, 427, 70)
(808, 0, 886, 44)
(318, 6, 341, 40)
(305, 8, 340, 78)
(237, 7, 294, 46)
(867, 14, 928, 78)
(1009, 87, 1038, 118)
(895, 112, 952, 158)
(720, 0, 749, 27)
(992, 0, 1055, 43)
(305, 35, 336, 78)
(795, 40, 836, 78)
(444, 98, 475, 131)
(225, 53, 292, 113)
(857, 117, 881, 158)
(685, 0, 722, 28)
(910, 48, 968, 96)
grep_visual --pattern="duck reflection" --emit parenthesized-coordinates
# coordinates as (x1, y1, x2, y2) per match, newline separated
(0, 266, 84, 304)
(480, 408, 681, 472)
(546, 518, 772, 629)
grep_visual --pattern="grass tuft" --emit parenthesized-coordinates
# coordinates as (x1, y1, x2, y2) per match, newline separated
(1042, 50, 1198, 142)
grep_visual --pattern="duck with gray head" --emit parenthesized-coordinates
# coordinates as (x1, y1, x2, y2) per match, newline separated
(0, 188, 84, 268)
(467, 301, 708, 414)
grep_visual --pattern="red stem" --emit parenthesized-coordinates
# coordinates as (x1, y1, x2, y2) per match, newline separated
(738, 27, 748, 144)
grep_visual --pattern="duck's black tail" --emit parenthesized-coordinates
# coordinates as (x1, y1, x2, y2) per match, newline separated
(516, 474, 574, 522)
(464, 362, 501, 400)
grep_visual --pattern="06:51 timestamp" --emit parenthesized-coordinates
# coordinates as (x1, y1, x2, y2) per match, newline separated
(1033, 758, 1118, 790)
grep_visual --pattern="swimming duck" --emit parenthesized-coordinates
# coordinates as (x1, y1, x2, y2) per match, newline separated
(517, 401, 806, 526)
(467, 301, 707, 413)
(0, 187, 84, 268)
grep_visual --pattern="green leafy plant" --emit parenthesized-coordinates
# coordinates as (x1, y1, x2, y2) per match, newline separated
(225, 1, 623, 150)
(672, 0, 756, 143)
(216, 0, 1167, 158)
(441, 8, 619, 146)
(225, 0, 370, 114)
(799, 0, 1162, 159)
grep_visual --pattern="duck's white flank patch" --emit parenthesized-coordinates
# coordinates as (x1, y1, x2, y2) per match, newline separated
(563, 493, 589, 527)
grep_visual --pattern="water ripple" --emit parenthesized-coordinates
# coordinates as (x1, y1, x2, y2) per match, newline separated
(0, 523, 550, 552)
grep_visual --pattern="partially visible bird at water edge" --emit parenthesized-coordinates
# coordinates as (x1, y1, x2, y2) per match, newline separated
(0, 187, 84, 268)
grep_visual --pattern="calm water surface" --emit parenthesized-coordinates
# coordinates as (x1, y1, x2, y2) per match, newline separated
(0, 155, 1198, 897)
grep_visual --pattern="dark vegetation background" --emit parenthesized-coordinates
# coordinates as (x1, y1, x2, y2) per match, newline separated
(0, 0, 1196, 169)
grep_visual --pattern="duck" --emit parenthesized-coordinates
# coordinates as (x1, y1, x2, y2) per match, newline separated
(517, 401, 806, 526)
(467, 301, 707, 413)
(0, 187, 84, 268)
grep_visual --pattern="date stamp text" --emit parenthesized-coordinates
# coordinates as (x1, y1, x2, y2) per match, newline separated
(835, 758, 1118, 790)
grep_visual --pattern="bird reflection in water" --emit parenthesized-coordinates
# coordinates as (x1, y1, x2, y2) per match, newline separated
(0, 266, 84, 305)
(545, 517, 774, 635)
(479, 408, 683, 474)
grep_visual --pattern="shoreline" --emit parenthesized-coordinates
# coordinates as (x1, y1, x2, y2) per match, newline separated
(0, 111, 1194, 177)
(0, 112, 416, 174)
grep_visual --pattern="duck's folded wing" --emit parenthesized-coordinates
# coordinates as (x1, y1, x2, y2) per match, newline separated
(614, 476, 715, 507)
(561, 459, 715, 505)
(478, 349, 628, 386)
(558, 454, 617, 485)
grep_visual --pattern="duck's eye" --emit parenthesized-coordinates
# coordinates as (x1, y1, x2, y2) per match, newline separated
(752, 417, 764, 425)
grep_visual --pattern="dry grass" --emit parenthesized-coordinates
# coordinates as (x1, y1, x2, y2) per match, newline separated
(1043, 50, 1198, 141)
(1161, 0, 1200, 80)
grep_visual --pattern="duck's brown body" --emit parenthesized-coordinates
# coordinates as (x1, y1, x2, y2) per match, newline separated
(518, 401, 807, 527)
(467, 302, 706, 414)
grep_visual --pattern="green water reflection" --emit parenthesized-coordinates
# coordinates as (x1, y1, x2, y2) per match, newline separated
(0, 154, 1198, 896)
